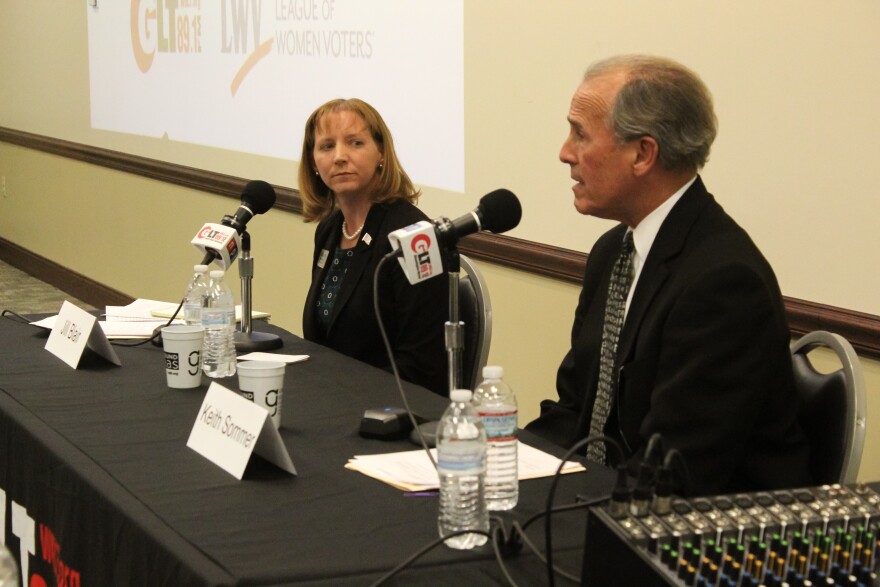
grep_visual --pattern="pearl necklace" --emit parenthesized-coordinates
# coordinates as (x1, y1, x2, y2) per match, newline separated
(341, 220, 364, 240)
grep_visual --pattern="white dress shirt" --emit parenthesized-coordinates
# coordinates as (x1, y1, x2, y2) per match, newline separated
(624, 175, 697, 319)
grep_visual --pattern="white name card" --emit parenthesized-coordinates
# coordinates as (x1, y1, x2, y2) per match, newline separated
(186, 382, 297, 479)
(44, 300, 121, 368)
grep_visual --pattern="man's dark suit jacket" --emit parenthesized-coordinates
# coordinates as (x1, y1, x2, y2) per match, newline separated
(303, 200, 449, 396)
(526, 177, 812, 495)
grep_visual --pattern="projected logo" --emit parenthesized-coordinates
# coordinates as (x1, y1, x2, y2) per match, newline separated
(130, 0, 203, 71)
(130, 0, 271, 95)
(90, 0, 465, 192)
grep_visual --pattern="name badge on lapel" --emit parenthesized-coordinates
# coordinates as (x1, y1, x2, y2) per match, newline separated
(317, 249, 330, 269)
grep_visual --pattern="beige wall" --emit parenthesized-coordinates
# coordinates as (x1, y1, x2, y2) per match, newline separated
(4, 2, 879, 314)
(1, 1, 878, 483)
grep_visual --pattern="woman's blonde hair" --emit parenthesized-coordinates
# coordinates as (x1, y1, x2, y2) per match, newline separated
(297, 98, 420, 222)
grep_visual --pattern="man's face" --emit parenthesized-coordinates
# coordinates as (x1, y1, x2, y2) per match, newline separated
(560, 73, 638, 223)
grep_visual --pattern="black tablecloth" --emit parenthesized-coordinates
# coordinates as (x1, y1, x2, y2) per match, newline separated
(0, 315, 614, 586)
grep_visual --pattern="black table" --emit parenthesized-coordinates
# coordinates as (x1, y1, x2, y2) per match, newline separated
(0, 315, 614, 586)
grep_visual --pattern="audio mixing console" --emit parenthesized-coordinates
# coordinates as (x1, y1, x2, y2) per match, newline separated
(581, 483, 880, 586)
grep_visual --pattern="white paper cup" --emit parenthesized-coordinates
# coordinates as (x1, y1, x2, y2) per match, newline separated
(237, 360, 285, 428)
(161, 325, 204, 389)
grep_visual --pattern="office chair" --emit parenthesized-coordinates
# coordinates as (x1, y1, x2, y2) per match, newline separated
(458, 255, 493, 390)
(790, 330, 866, 484)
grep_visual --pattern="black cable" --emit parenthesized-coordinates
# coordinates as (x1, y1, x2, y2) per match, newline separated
(630, 433, 664, 516)
(661, 447, 693, 498)
(110, 297, 186, 348)
(520, 499, 600, 532)
(544, 434, 624, 587)
(367, 528, 493, 587)
(510, 499, 608, 585)
(491, 523, 521, 587)
(373, 251, 436, 469)
(1, 309, 32, 324)
(644, 432, 665, 463)
(510, 521, 581, 584)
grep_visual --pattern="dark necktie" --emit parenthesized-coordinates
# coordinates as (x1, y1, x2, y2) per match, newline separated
(586, 230, 635, 464)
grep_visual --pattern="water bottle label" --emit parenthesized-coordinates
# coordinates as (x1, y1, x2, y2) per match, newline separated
(437, 442, 485, 473)
(478, 410, 517, 440)
(184, 306, 201, 323)
(202, 309, 233, 326)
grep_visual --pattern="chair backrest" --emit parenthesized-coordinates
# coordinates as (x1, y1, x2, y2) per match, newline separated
(458, 255, 493, 390)
(790, 330, 866, 484)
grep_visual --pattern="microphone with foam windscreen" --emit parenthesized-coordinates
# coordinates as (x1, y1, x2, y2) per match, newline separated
(221, 180, 277, 234)
(432, 188, 522, 247)
(191, 180, 277, 269)
(388, 189, 522, 285)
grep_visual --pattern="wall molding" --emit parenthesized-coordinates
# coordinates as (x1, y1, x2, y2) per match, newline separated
(3, 126, 879, 359)
(0, 237, 134, 308)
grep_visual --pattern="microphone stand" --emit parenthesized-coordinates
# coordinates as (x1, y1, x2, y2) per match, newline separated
(410, 248, 463, 449)
(445, 248, 464, 393)
(233, 230, 283, 352)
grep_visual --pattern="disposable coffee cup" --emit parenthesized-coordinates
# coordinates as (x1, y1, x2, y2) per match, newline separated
(237, 360, 285, 428)
(161, 325, 204, 389)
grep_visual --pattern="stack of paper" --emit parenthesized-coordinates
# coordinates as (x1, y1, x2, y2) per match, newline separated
(346, 441, 586, 492)
(101, 299, 184, 339)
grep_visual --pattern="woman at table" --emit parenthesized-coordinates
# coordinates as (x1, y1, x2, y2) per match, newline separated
(298, 98, 449, 396)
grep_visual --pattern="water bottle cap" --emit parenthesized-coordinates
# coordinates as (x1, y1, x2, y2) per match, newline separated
(210, 270, 225, 278)
(450, 389, 472, 402)
(482, 365, 503, 379)
(194, 264, 209, 273)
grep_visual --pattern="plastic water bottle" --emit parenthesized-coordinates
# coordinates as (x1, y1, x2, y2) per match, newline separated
(201, 269, 236, 378)
(0, 545, 19, 587)
(437, 388, 489, 550)
(183, 264, 209, 326)
(473, 366, 518, 510)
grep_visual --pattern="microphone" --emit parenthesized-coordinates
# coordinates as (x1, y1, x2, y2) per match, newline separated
(388, 189, 521, 285)
(191, 180, 277, 269)
(433, 189, 522, 247)
(222, 180, 277, 234)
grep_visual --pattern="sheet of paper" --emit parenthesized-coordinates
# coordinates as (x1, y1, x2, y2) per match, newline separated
(346, 441, 585, 492)
(107, 299, 181, 321)
(237, 352, 309, 364)
(106, 299, 183, 338)
(30, 316, 56, 329)
(99, 320, 181, 339)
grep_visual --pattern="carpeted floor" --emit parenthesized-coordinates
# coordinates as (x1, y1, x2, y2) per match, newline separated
(0, 259, 97, 316)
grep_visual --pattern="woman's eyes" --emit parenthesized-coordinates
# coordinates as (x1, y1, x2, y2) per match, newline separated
(316, 138, 367, 150)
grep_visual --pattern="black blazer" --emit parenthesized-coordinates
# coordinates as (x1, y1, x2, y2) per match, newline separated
(526, 177, 812, 495)
(303, 200, 449, 396)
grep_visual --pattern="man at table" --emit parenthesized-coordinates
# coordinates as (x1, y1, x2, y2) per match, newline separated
(525, 54, 812, 496)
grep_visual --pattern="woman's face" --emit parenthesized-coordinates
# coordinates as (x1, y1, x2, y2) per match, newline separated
(312, 110, 383, 203)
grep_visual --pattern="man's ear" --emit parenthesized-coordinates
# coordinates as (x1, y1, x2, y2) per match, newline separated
(632, 135, 660, 177)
